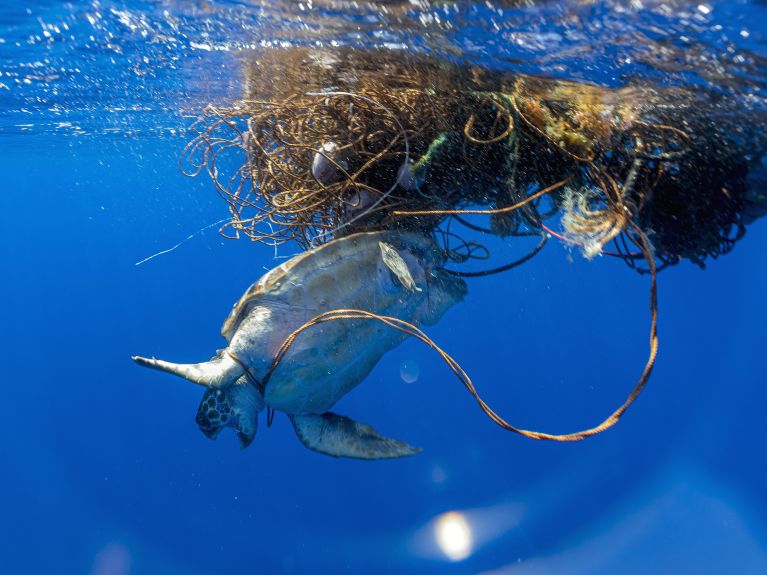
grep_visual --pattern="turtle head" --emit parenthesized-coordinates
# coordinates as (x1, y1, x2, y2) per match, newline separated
(196, 377, 265, 448)
(131, 351, 265, 448)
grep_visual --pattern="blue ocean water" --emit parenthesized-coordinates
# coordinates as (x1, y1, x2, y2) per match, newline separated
(2, 1, 766, 574)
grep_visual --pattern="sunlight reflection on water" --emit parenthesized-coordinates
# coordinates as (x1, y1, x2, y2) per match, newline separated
(435, 511, 473, 561)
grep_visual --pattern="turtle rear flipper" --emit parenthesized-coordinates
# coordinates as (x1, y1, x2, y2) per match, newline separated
(196, 379, 264, 448)
(290, 413, 421, 460)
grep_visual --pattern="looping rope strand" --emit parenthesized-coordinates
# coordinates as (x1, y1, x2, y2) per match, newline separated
(263, 235, 658, 443)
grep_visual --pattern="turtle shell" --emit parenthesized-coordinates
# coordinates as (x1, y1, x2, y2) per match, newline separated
(220, 231, 444, 342)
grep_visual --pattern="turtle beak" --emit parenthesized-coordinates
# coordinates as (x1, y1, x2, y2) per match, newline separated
(236, 430, 256, 449)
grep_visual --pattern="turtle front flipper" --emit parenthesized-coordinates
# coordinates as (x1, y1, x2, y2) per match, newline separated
(132, 349, 243, 387)
(196, 378, 264, 448)
(290, 413, 421, 459)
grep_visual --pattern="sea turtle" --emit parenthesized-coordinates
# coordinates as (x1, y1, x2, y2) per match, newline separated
(133, 231, 466, 459)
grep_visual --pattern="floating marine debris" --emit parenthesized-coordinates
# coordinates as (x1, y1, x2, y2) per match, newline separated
(137, 47, 766, 457)
(183, 47, 767, 270)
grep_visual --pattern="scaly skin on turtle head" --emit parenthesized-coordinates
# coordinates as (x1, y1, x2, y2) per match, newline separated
(195, 375, 264, 448)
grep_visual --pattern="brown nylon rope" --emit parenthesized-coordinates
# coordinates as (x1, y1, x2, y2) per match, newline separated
(391, 176, 572, 218)
(262, 232, 658, 441)
(184, 48, 745, 268)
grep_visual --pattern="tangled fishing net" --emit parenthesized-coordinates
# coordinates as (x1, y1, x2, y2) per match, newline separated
(182, 47, 766, 270)
(177, 47, 767, 441)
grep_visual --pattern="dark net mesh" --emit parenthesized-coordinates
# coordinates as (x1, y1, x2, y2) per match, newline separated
(182, 47, 767, 268)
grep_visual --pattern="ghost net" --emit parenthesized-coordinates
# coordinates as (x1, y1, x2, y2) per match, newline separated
(180, 47, 766, 440)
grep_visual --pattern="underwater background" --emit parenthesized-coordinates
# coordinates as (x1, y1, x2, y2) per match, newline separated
(2, 1, 767, 573)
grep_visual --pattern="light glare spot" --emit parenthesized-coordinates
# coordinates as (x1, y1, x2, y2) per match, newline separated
(90, 543, 131, 575)
(435, 511, 472, 561)
(431, 465, 447, 484)
(399, 359, 420, 383)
